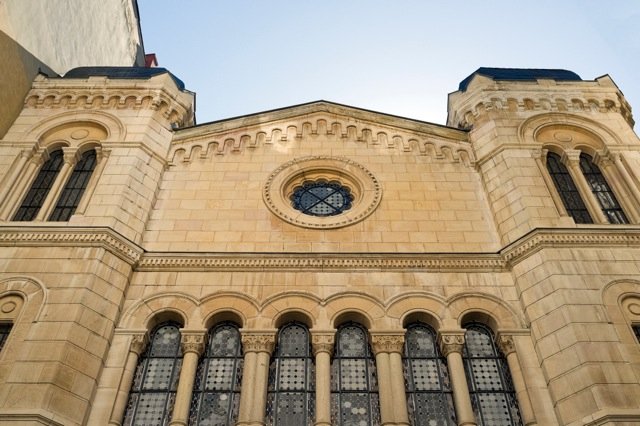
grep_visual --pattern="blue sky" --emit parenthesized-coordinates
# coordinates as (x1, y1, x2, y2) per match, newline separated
(138, 1, 640, 127)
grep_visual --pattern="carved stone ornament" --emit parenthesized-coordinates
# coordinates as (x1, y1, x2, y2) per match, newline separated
(370, 334, 405, 354)
(311, 332, 335, 355)
(497, 334, 516, 355)
(438, 333, 465, 357)
(241, 333, 276, 354)
(129, 333, 149, 356)
(181, 332, 207, 355)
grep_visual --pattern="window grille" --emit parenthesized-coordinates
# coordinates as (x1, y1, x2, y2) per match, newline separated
(546, 152, 593, 223)
(266, 323, 315, 426)
(189, 322, 242, 426)
(331, 322, 380, 425)
(579, 153, 628, 224)
(291, 180, 353, 217)
(13, 149, 64, 221)
(49, 149, 97, 221)
(463, 323, 522, 426)
(123, 323, 182, 426)
(0, 323, 12, 352)
(404, 323, 456, 426)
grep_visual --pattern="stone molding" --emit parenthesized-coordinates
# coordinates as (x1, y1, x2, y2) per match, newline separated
(437, 331, 466, 356)
(370, 333, 405, 354)
(240, 330, 276, 354)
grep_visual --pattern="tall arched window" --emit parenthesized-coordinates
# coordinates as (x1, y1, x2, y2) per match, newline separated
(463, 323, 522, 426)
(123, 322, 182, 426)
(579, 153, 629, 224)
(13, 149, 64, 221)
(49, 148, 97, 221)
(546, 152, 593, 224)
(189, 322, 242, 425)
(0, 323, 12, 352)
(404, 323, 456, 426)
(633, 325, 640, 344)
(331, 322, 380, 425)
(266, 322, 314, 425)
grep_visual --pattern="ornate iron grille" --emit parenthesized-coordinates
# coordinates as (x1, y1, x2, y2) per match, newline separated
(330, 322, 380, 426)
(463, 323, 522, 426)
(189, 322, 242, 426)
(49, 149, 97, 221)
(546, 152, 593, 223)
(404, 323, 456, 426)
(13, 149, 64, 221)
(266, 323, 314, 426)
(123, 323, 182, 426)
(579, 153, 628, 224)
(0, 323, 12, 352)
(291, 180, 353, 217)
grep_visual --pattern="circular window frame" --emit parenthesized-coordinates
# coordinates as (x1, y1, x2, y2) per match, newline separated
(263, 156, 382, 229)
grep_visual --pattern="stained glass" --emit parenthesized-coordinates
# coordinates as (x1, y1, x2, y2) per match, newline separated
(49, 149, 97, 221)
(189, 323, 242, 426)
(330, 323, 380, 426)
(13, 149, 64, 221)
(123, 323, 182, 426)
(579, 153, 628, 224)
(266, 323, 314, 426)
(291, 180, 353, 217)
(546, 152, 593, 224)
(404, 323, 456, 426)
(463, 323, 522, 426)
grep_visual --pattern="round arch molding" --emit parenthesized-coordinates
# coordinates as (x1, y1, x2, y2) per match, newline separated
(25, 110, 126, 143)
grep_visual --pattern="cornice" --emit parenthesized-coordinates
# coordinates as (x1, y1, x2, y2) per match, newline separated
(0, 226, 143, 265)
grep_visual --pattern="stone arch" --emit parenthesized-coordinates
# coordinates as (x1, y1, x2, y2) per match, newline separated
(0, 276, 46, 321)
(386, 291, 447, 330)
(326, 292, 386, 329)
(261, 291, 321, 329)
(25, 110, 126, 143)
(120, 292, 199, 329)
(448, 292, 525, 331)
(200, 291, 260, 329)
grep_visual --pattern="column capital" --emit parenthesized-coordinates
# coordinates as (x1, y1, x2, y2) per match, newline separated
(311, 330, 335, 355)
(241, 330, 276, 354)
(129, 332, 149, 356)
(370, 332, 405, 354)
(562, 149, 582, 165)
(437, 330, 466, 357)
(61, 146, 79, 164)
(180, 330, 207, 355)
(593, 150, 614, 168)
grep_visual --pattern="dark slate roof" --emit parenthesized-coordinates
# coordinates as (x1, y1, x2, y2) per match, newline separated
(62, 67, 186, 90)
(458, 67, 582, 91)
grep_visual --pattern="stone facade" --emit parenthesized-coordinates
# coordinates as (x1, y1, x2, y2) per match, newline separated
(0, 66, 639, 426)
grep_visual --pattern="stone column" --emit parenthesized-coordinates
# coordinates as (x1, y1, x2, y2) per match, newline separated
(563, 150, 608, 223)
(496, 334, 536, 426)
(170, 331, 207, 426)
(35, 147, 78, 220)
(613, 153, 640, 213)
(0, 150, 44, 220)
(0, 148, 33, 208)
(311, 331, 335, 426)
(109, 332, 148, 425)
(438, 331, 476, 426)
(371, 333, 409, 426)
(595, 152, 640, 223)
(237, 331, 276, 426)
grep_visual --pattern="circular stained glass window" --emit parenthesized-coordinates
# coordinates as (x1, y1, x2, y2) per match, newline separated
(291, 180, 353, 217)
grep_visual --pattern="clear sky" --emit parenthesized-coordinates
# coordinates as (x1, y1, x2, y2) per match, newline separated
(138, 1, 640, 127)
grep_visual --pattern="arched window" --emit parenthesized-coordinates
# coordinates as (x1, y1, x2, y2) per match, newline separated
(579, 153, 629, 224)
(633, 325, 640, 344)
(123, 322, 182, 426)
(404, 323, 456, 426)
(546, 152, 593, 224)
(0, 323, 12, 352)
(13, 149, 64, 221)
(189, 322, 242, 425)
(331, 322, 380, 425)
(266, 322, 314, 425)
(463, 323, 522, 426)
(49, 149, 97, 221)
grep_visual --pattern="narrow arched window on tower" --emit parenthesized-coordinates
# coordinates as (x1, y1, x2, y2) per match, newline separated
(48, 149, 97, 221)
(0, 323, 12, 352)
(123, 322, 182, 426)
(579, 153, 628, 224)
(404, 323, 456, 426)
(546, 152, 593, 223)
(266, 322, 315, 425)
(13, 149, 64, 221)
(463, 323, 522, 426)
(189, 322, 243, 425)
(331, 322, 380, 425)
(633, 325, 640, 344)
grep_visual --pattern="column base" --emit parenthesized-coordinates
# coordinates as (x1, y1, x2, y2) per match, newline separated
(458, 422, 477, 426)
(314, 422, 331, 426)
(169, 421, 187, 426)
